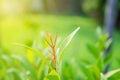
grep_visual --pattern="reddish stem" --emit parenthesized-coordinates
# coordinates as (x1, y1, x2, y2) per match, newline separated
(46, 32, 58, 71)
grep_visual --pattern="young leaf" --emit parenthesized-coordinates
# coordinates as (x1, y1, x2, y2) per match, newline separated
(58, 27, 80, 63)
(44, 70, 61, 80)
(99, 34, 109, 43)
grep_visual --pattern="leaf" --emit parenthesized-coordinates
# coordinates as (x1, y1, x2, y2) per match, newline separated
(96, 56, 104, 72)
(0, 59, 6, 77)
(104, 69, 120, 79)
(87, 43, 100, 58)
(96, 26, 102, 38)
(27, 49, 35, 64)
(104, 51, 112, 65)
(44, 70, 61, 80)
(7, 68, 23, 80)
(105, 39, 112, 49)
(13, 43, 52, 70)
(1, 54, 14, 66)
(38, 61, 45, 80)
(100, 73, 107, 80)
(90, 64, 100, 78)
(12, 55, 38, 80)
(99, 34, 109, 43)
(77, 62, 95, 80)
(58, 27, 80, 63)
(62, 62, 75, 79)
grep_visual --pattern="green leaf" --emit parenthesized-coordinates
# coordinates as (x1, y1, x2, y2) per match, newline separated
(105, 69, 120, 79)
(104, 51, 112, 65)
(90, 64, 100, 78)
(87, 43, 100, 58)
(44, 70, 61, 80)
(38, 61, 45, 80)
(1, 54, 14, 67)
(13, 43, 52, 70)
(99, 34, 109, 43)
(58, 27, 80, 63)
(7, 68, 23, 80)
(0, 59, 7, 78)
(26, 49, 35, 64)
(96, 27, 102, 38)
(77, 62, 95, 80)
(105, 39, 112, 49)
(62, 62, 75, 79)
(12, 55, 38, 80)
(96, 56, 104, 72)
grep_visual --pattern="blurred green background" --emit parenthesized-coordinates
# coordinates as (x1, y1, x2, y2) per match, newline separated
(0, 0, 120, 80)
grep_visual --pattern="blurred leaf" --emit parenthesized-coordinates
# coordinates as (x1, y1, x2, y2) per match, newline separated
(107, 71, 120, 80)
(44, 77, 49, 80)
(87, 43, 100, 58)
(96, 56, 104, 72)
(90, 64, 100, 78)
(116, 57, 120, 67)
(96, 27, 102, 38)
(96, 34, 109, 52)
(7, 68, 23, 80)
(13, 43, 52, 70)
(6, 73, 14, 80)
(0, 60, 6, 78)
(104, 51, 112, 65)
(58, 27, 80, 64)
(12, 55, 38, 80)
(105, 39, 112, 49)
(1, 54, 14, 67)
(38, 61, 45, 80)
(27, 49, 34, 64)
(100, 73, 107, 80)
(77, 62, 95, 80)
(105, 69, 120, 79)
(44, 70, 61, 80)
(99, 34, 109, 43)
(62, 62, 75, 80)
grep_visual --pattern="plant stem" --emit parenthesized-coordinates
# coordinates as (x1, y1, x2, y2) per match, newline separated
(52, 46, 56, 71)
(46, 32, 58, 71)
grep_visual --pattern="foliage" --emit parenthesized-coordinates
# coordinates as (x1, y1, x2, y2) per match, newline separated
(60, 27, 120, 80)
(0, 27, 80, 80)
(1, 26, 120, 80)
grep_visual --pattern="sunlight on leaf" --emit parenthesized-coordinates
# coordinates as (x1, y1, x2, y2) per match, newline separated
(13, 43, 53, 70)
(44, 70, 61, 80)
(100, 73, 107, 80)
(12, 55, 38, 80)
(58, 27, 80, 64)
(105, 69, 120, 79)
(27, 49, 34, 64)
(7, 68, 23, 80)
